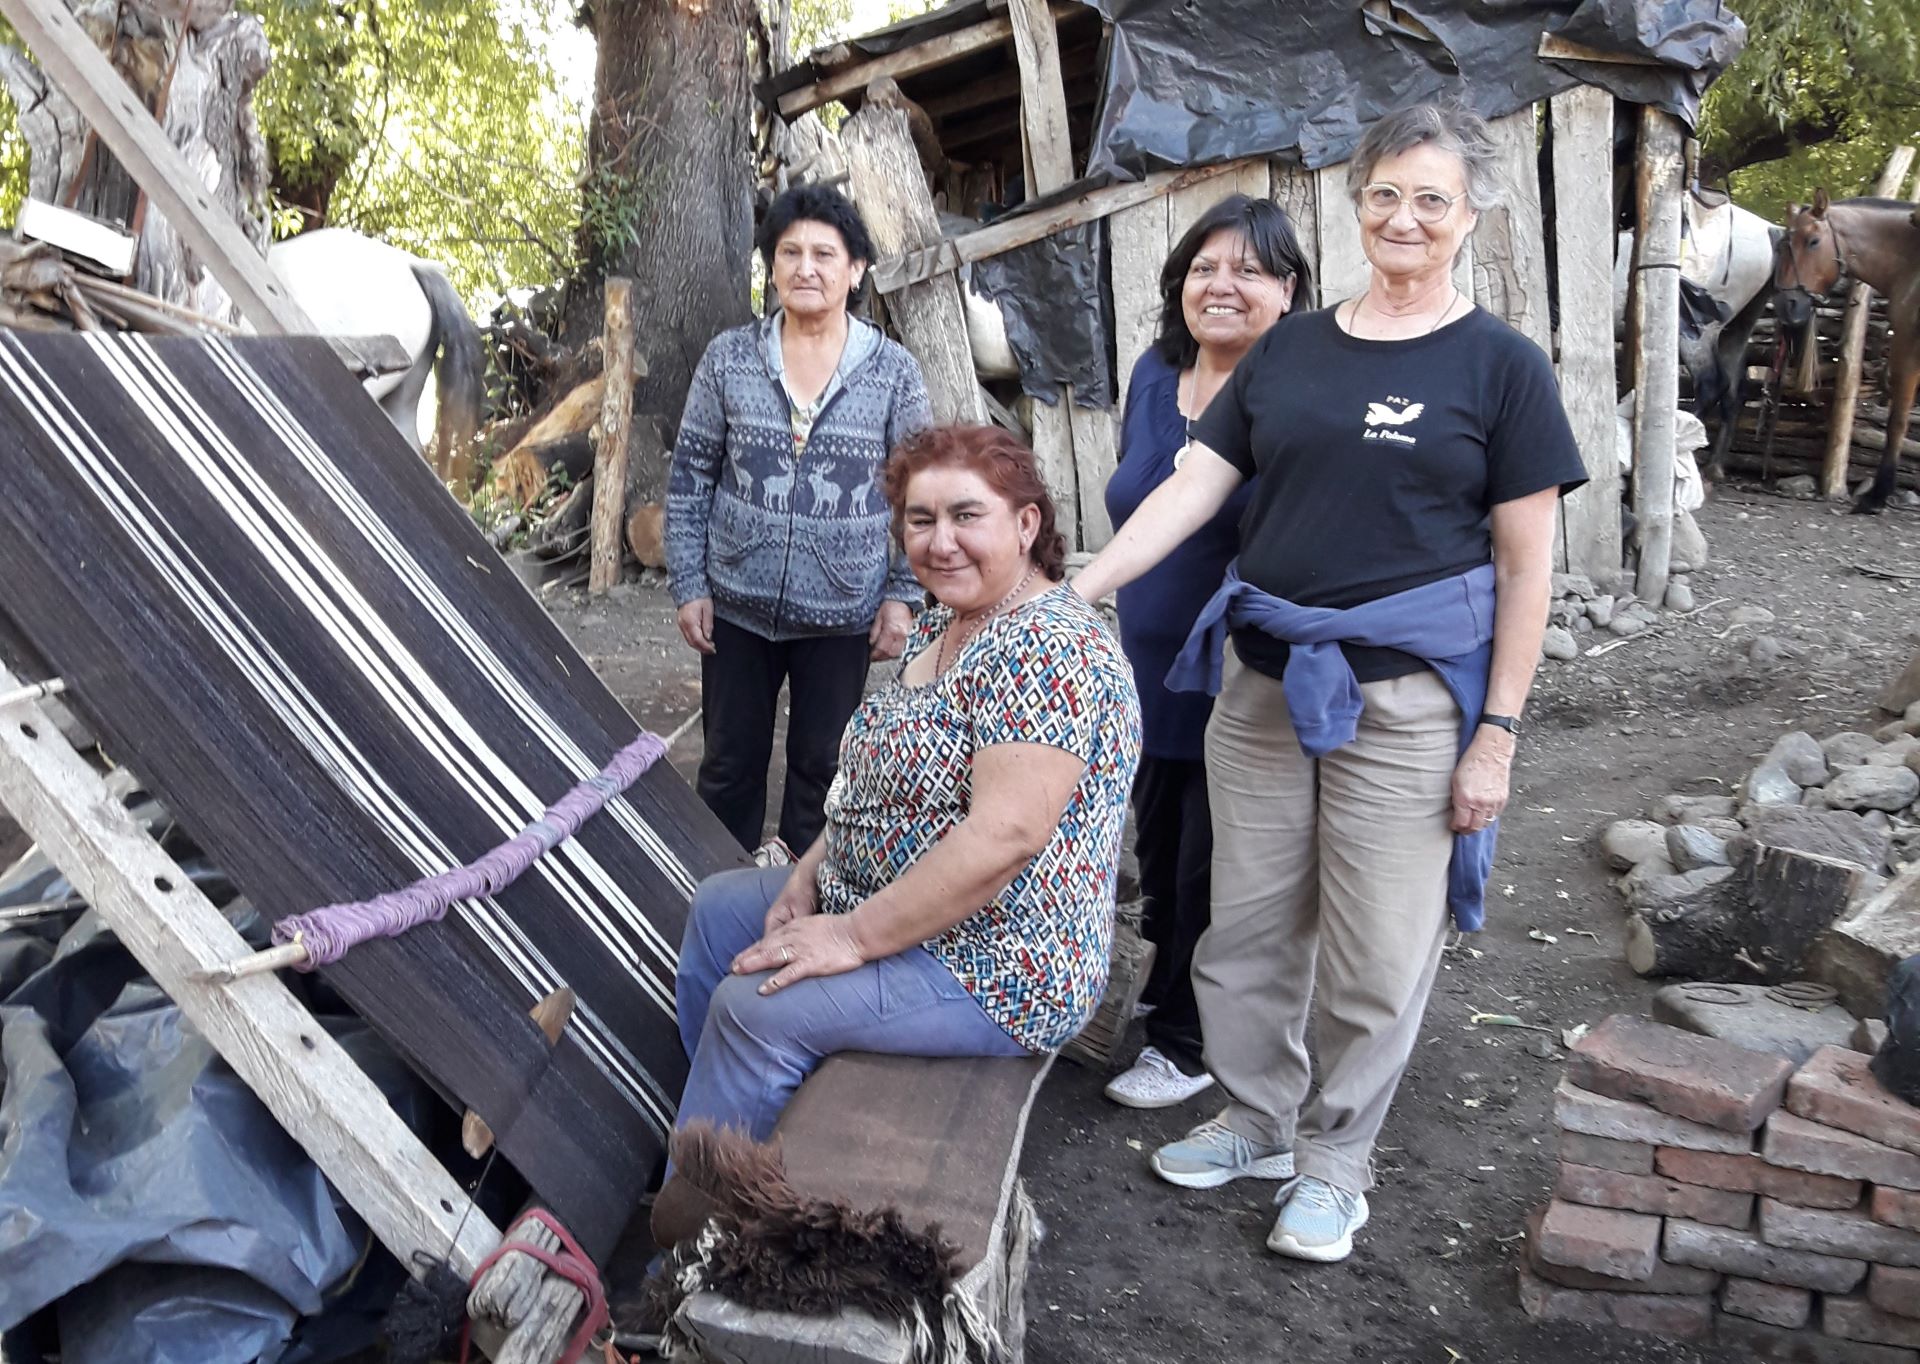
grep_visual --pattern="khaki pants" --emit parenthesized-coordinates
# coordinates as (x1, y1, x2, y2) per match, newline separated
(1195, 647, 1458, 1193)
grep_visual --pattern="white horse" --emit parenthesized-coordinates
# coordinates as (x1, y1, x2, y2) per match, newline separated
(1615, 195, 1782, 475)
(265, 228, 486, 480)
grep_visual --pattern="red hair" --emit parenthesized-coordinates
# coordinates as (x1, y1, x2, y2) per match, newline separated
(882, 424, 1068, 581)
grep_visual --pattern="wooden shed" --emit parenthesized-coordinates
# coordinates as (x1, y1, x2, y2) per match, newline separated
(764, 0, 1730, 601)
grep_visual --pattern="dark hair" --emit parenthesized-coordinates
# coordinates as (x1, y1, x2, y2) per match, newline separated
(1152, 195, 1315, 369)
(757, 185, 877, 312)
(882, 424, 1068, 582)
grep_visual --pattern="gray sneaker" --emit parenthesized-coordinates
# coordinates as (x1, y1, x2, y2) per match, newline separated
(1266, 1175, 1370, 1262)
(1149, 1117, 1295, 1189)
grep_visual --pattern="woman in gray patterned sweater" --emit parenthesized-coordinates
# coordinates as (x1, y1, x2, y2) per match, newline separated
(666, 186, 933, 855)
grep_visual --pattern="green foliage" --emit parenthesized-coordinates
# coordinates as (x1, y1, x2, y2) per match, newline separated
(1702, 0, 1920, 219)
(245, 0, 587, 301)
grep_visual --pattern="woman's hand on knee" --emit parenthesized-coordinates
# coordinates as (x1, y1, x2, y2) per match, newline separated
(763, 866, 820, 935)
(732, 914, 868, 994)
(1450, 729, 1515, 833)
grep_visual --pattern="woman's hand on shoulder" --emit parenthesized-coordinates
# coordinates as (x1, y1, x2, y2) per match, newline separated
(870, 599, 913, 661)
(1450, 727, 1515, 833)
(732, 913, 868, 995)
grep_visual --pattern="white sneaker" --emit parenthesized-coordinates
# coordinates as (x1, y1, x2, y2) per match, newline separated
(1104, 1047, 1214, 1109)
(1266, 1176, 1370, 1262)
(1150, 1116, 1294, 1188)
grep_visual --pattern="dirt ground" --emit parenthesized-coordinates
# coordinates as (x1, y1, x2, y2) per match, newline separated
(547, 482, 1920, 1364)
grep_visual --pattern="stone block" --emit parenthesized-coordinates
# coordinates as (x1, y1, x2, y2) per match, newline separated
(1859, 1019, 1893, 1055)
(1568, 1014, 1794, 1131)
(1876, 1187, 1920, 1234)
(1768, 732, 1834, 787)
(1653, 1147, 1864, 1210)
(1603, 818, 1668, 871)
(1788, 1045, 1920, 1157)
(1827, 767, 1920, 814)
(1663, 1220, 1867, 1293)
(1749, 805, 1893, 873)
(1764, 1111, 1920, 1189)
(1556, 1161, 1754, 1228)
(1814, 867, 1920, 1021)
(1668, 822, 1733, 871)
(1760, 1200, 1920, 1267)
(1869, 1266, 1920, 1321)
(1516, 1265, 1712, 1340)
(1523, 1206, 1720, 1294)
(1723, 1277, 1815, 1328)
(1825, 733, 1883, 769)
(1718, 1314, 1920, 1363)
(1559, 1131, 1654, 1175)
(1555, 1079, 1754, 1153)
(1652, 981, 1861, 1065)
(1537, 1197, 1662, 1280)
(1827, 1298, 1920, 1349)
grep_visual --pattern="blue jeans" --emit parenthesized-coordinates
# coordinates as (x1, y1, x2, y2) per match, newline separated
(675, 867, 1029, 1140)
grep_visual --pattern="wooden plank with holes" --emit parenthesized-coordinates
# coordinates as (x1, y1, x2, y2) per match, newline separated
(1109, 194, 1170, 415)
(1269, 162, 1318, 294)
(1471, 107, 1552, 354)
(1315, 166, 1370, 305)
(0, 659, 504, 1281)
(1026, 392, 1080, 548)
(1551, 86, 1624, 585)
(1007, 0, 1073, 193)
(1067, 396, 1117, 549)
(0, 0, 313, 334)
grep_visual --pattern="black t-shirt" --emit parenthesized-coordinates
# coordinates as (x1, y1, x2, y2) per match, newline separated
(1192, 305, 1590, 682)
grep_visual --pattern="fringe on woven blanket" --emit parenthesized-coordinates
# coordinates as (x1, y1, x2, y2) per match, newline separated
(649, 1124, 1005, 1364)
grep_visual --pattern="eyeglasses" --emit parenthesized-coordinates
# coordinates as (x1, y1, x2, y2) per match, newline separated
(1358, 183, 1462, 223)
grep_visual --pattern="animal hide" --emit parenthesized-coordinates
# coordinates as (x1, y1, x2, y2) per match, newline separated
(650, 1124, 1000, 1364)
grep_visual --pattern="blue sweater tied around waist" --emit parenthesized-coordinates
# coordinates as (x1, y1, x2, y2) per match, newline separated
(1166, 562, 1500, 931)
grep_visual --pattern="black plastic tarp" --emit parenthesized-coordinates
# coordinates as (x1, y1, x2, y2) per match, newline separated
(969, 221, 1115, 408)
(1083, 0, 1746, 180)
(0, 820, 444, 1364)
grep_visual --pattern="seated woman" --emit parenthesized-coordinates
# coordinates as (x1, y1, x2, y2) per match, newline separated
(668, 423, 1142, 1163)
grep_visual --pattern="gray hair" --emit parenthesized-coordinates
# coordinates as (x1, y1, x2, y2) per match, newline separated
(1345, 104, 1505, 212)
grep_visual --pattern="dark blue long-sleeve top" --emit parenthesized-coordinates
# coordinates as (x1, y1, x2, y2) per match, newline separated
(1103, 348, 1255, 761)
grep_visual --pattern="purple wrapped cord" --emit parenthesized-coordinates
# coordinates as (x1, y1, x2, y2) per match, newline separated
(270, 731, 669, 968)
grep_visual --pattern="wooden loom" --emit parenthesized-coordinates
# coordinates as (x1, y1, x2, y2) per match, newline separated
(0, 331, 746, 1356)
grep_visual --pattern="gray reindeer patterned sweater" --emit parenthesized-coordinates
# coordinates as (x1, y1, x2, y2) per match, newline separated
(666, 313, 933, 640)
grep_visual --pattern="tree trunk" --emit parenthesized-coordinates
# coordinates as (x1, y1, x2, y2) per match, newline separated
(574, 0, 756, 507)
(0, 0, 271, 322)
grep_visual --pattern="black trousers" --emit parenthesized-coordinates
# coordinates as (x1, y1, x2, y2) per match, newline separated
(697, 616, 870, 854)
(1133, 754, 1213, 1075)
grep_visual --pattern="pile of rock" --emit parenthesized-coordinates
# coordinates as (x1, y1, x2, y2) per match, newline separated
(1521, 1015, 1920, 1359)
(1542, 572, 1667, 662)
(1602, 722, 1920, 1008)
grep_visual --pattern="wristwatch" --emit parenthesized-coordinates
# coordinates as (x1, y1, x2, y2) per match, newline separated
(1478, 712, 1522, 737)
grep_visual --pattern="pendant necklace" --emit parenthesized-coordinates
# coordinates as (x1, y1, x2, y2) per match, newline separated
(936, 563, 1039, 676)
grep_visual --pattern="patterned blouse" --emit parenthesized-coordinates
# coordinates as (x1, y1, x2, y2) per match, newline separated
(816, 585, 1143, 1051)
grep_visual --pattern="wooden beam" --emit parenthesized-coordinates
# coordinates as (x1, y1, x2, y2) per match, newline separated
(777, 17, 1017, 118)
(872, 161, 1239, 295)
(1108, 193, 1169, 416)
(589, 278, 635, 595)
(0, 0, 314, 334)
(1538, 33, 1670, 66)
(0, 660, 501, 1282)
(1631, 107, 1685, 605)
(1550, 86, 1625, 589)
(1472, 108, 1552, 354)
(1008, 0, 1073, 193)
(843, 91, 984, 423)
(1315, 166, 1369, 303)
(1822, 145, 1916, 499)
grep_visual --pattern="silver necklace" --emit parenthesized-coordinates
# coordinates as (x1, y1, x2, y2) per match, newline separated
(935, 563, 1039, 676)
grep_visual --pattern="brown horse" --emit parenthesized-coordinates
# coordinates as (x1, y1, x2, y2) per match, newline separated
(1775, 189, 1920, 513)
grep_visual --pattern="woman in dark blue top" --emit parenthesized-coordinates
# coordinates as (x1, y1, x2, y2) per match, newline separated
(1102, 195, 1314, 1110)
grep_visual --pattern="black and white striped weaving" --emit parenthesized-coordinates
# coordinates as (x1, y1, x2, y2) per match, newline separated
(0, 333, 743, 1258)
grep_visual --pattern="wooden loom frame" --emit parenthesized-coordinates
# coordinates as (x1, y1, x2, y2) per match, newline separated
(0, 2, 592, 1358)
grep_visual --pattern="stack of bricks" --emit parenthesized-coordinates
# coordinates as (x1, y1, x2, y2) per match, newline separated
(1521, 1014, 1920, 1360)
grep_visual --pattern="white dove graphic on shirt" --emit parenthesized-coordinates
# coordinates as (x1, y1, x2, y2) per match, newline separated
(1365, 400, 1425, 426)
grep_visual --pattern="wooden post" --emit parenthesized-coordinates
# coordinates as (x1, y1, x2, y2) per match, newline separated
(1109, 194, 1170, 416)
(0, 661, 501, 1281)
(0, 0, 313, 335)
(1631, 107, 1685, 606)
(1821, 145, 1917, 499)
(1315, 167, 1369, 303)
(1550, 86, 1624, 588)
(590, 278, 636, 596)
(1472, 108, 1553, 355)
(1007, 0, 1072, 194)
(842, 86, 984, 425)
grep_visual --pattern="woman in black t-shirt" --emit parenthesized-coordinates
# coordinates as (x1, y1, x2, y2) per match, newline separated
(1075, 104, 1588, 1264)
